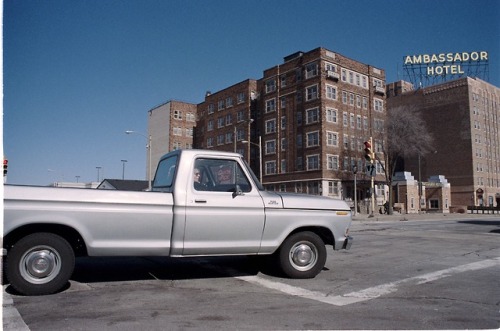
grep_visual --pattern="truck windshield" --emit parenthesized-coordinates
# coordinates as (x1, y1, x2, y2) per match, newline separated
(153, 155, 178, 190)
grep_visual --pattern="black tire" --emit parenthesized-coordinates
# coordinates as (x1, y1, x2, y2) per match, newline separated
(277, 231, 327, 279)
(6, 233, 75, 296)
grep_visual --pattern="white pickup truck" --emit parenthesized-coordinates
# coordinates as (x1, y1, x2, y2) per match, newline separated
(3, 149, 353, 296)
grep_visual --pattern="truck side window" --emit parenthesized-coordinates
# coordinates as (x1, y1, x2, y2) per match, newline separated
(153, 155, 178, 189)
(194, 158, 251, 193)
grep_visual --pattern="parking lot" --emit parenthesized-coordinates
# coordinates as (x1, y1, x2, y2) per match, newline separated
(4, 214, 500, 330)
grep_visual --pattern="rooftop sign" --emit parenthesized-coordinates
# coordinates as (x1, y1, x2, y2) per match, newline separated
(403, 51, 489, 87)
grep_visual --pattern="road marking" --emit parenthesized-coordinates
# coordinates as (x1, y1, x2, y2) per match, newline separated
(236, 257, 500, 306)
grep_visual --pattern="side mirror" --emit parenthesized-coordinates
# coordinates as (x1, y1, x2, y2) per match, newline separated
(232, 185, 243, 198)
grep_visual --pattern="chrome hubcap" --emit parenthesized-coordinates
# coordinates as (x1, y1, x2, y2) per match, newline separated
(289, 242, 318, 271)
(20, 246, 61, 284)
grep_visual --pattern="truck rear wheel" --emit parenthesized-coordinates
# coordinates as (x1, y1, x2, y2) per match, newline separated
(277, 231, 326, 279)
(6, 233, 75, 296)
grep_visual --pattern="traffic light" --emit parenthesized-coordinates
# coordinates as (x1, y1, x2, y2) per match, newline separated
(3, 158, 8, 176)
(363, 139, 375, 163)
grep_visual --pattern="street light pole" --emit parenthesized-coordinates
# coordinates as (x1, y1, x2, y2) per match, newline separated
(96, 166, 102, 182)
(353, 165, 358, 216)
(125, 130, 152, 190)
(121, 160, 127, 180)
(234, 119, 254, 156)
(242, 136, 262, 184)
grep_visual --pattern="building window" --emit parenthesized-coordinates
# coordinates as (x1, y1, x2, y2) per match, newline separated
(265, 140, 276, 154)
(296, 156, 303, 170)
(306, 85, 318, 101)
(173, 110, 182, 120)
(296, 134, 303, 148)
(357, 116, 362, 129)
(328, 181, 339, 195)
(341, 69, 347, 82)
(226, 97, 233, 108)
(363, 97, 368, 109)
(237, 110, 245, 122)
(265, 98, 276, 113)
(281, 75, 287, 88)
(208, 104, 215, 114)
(296, 111, 302, 126)
(265, 119, 276, 134)
(265, 79, 276, 93)
(281, 138, 287, 151)
(281, 159, 287, 173)
(217, 134, 224, 145)
(295, 182, 303, 193)
(186, 113, 196, 122)
(173, 127, 182, 136)
(327, 154, 339, 170)
(207, 137, 214, 148)
(326, 85, 337, 100)
(296, 68, 302, 82)
(326, 131, 338, 146)
(307, 181, 320, 195)
(207, 120, 214, 131)
(349, 93, 355, 106)
(305, 62, 318, 79)
(306, 107, 319, 124)
(326, 108, 337, 123)
(343, 112, 348, 127)
(325, 62, 337, 72)
(373, 78, 384, 88)
(306, 131, 319, 147)
(217, 117, 225, 128)
(307, 155, 320, 170)
(237, 92, 245, 104)
(225, 113, 232, 125)
(225, 132, 233, 144)
(281, 116, 287, 130)
(350, 114, 355, 128)
(374, 99, 384, 112)
(186, 128, 193, 137)
(218, 100, 225, 111)
(265, 161, 276, 175)
(342, 91, 348, 104)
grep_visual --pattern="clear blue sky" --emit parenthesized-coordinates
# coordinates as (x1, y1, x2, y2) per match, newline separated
(3, 0, 499, 185)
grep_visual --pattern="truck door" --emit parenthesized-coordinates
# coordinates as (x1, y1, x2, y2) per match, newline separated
(183, 157, 265, 255)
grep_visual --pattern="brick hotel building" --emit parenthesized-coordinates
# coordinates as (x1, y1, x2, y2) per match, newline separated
(387, 77, 500, 207)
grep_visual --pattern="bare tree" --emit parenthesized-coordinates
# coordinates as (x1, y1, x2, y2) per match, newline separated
(378, 105, 434, 214)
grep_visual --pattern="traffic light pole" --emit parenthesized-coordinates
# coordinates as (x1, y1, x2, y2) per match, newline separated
(370, 170, 375, 217)
(364, 138, 376, 218)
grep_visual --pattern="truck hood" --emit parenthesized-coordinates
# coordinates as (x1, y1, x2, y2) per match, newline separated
(263, 191, 350, 211)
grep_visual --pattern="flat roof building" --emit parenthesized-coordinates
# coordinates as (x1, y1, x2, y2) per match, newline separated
(148, 100, 197, 180)
(387, 77, 500, 207)
(194, 47, 387, 210)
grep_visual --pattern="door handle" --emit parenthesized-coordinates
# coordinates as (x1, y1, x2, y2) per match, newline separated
(195, 199, 207, 203)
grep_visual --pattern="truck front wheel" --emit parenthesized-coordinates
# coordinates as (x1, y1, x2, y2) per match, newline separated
(6, 233, 75, 296)
(278, 231, 326, 279)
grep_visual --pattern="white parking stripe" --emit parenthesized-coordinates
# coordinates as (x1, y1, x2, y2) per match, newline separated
(236, 257, 500, 306)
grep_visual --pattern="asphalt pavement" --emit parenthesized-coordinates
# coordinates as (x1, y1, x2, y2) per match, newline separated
(3, 212, 499, 330)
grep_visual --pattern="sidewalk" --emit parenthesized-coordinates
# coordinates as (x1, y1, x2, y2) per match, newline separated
(352, 211, 500, 222)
